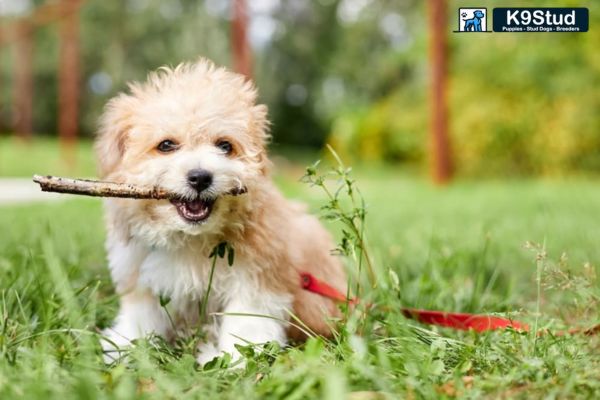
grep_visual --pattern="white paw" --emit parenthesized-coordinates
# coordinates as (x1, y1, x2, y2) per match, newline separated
(196, 341, 223, 366)
(101, 328, 133, 364)
(196, 342, 246, 368)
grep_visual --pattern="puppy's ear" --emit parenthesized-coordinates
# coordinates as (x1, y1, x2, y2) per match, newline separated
(250, 104, 272, 176)
(95, 94, 135, 178)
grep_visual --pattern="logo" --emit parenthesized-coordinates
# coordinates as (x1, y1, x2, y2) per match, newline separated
(493, 8, 589, 32)
(455, 8, 490, 32)
(454, 7, 588, 33)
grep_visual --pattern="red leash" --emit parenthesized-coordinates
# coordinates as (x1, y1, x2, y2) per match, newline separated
(301, 272, 528, 332)
(301, 272, 600, 335)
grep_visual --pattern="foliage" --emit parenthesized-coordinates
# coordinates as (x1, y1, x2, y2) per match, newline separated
(301, 148, 376, 297)
(328, 0, 600, 176)
(1, 164, 599, 398)
(3, 0, 596, 176)
(262, 0, 422, 147)
(0, 0, 421, 148)
(1, 0, 231, 135)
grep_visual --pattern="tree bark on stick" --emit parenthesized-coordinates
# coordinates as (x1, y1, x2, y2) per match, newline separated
(32, 175, 247, 199)
(33, 175, 174, 199)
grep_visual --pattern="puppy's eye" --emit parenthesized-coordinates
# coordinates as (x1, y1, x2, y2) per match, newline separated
(216, 140, 233, 155)
(157, 139, 178, 153)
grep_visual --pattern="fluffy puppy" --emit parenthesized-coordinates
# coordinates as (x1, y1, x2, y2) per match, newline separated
(96, 59, 346, 364)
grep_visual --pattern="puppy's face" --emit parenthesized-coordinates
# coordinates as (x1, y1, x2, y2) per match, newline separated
(96, 60, 269, 238)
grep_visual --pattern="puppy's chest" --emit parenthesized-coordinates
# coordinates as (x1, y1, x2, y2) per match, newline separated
(137, 248, 241, 304)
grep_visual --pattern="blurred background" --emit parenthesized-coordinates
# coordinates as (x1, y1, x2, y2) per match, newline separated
(0, 0, 598, 180)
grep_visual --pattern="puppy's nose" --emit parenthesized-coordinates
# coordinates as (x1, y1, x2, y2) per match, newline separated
(187, 169, 213, 192)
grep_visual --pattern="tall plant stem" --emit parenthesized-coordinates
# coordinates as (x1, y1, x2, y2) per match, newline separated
(200, 251, 219, 321)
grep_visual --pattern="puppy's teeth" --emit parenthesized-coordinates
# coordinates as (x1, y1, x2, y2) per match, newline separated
(172, 197, 214, 223)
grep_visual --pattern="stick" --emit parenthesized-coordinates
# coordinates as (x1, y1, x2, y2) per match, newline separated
(32, 175, 173, 199)
(32, 175, 247, 199)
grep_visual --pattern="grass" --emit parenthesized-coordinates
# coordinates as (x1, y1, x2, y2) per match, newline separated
(1, 151, 599, 398)
(0, 136, 98, 178)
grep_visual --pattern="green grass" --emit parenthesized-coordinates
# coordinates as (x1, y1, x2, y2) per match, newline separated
(0, 136, 98, 178)
(1, 162, 599, 398)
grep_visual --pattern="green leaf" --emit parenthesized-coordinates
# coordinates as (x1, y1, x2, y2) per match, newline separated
(430, 359, 445, 376)
(217, 242, 227, 258)
(159, 294, 171, 307)
(227, 246, 235, 267)
(234, 343, 255, 358)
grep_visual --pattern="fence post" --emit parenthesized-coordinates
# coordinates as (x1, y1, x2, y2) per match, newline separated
(231, 0, 252, 78)
(58, 0, 81, 163)
(428, 0, 453, 184)
(13, 21, 33, 140)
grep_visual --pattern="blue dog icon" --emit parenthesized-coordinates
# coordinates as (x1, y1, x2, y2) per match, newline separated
(462, 10, 485, 31)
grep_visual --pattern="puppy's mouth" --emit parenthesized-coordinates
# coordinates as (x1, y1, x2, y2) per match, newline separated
(170, 198, 215, 223)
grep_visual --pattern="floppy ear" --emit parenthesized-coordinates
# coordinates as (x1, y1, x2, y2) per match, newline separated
(250, 104, 272, 176)
(95, 94, 135, 178)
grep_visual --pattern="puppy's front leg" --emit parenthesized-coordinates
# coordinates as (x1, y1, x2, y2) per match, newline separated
(101, 232, 171, 362)
(197, 290, 291, 365)
(102, 289, 171, 362)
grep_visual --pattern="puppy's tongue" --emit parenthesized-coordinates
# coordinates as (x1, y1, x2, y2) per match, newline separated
(186, 199, 204, 212)
(171, 198, 214, 223)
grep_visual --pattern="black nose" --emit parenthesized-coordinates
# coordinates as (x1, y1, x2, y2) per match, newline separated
(187, 169, 213, 192)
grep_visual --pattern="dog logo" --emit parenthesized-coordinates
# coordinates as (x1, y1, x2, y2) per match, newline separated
(456, 8, 490, 32)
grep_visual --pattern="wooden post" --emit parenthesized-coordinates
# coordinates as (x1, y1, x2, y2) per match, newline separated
(13, 21, 33, 140)
(58, 0, 80, 160)
(0, 40, 3, 132)
(427, 0, 452, 184)
(231, 0, 252, 78)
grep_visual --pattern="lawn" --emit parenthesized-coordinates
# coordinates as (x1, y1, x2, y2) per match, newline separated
(0, 157, 599, 398)
(0, 137, 98, 178)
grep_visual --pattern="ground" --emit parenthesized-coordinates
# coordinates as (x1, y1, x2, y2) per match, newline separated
(0, 139, 598, 398)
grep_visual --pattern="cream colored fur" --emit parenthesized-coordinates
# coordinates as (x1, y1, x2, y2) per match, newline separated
(96, 59, 346, 364)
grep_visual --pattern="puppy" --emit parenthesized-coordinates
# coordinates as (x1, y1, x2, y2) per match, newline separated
(96, 59, 346, 364)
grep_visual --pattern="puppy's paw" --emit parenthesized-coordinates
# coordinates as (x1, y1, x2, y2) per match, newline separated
(196, 341, 222, 366)
(196, 342, 245, 368)
(100, 328, 133, 364)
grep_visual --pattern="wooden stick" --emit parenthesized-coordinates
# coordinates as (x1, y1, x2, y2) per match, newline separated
(32, 175, 173, 199)
(32, 175, 247, 199)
